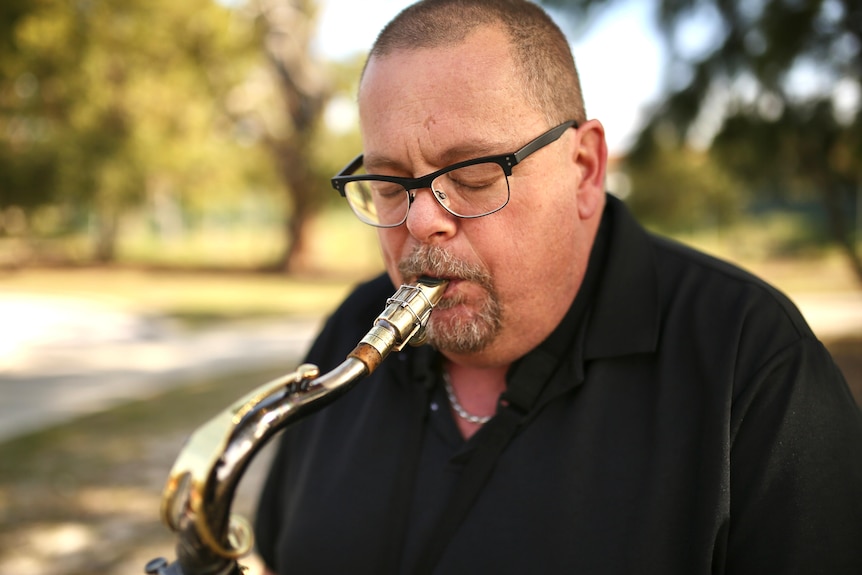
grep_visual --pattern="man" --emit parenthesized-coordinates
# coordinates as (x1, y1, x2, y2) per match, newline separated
(255, 1, 862, 573)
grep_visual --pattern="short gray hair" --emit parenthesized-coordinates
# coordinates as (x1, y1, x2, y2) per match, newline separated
(365, 0, 587, 125)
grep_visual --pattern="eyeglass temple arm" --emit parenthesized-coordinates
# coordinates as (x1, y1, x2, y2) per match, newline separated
(512, 120, 578, 164)
(341, 154, 364, 176)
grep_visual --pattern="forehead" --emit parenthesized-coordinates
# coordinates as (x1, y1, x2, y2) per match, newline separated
(357, 26, 541, 167)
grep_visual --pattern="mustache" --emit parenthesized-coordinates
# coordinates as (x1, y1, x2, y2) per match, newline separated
(398, 245, 493, 291)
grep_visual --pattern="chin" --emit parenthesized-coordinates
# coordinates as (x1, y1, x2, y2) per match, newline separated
(426, 301, 501, 355)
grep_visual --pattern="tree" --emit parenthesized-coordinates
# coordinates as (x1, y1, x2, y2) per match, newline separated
(0, 0, 269, 262)
(1, 0, 364, 274)
(542, 0, 862, 281)
(622, 146, 743, 235)
(248, 0, 331, 273)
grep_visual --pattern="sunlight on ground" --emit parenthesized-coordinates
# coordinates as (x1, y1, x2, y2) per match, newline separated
(1, 524, 266, 575)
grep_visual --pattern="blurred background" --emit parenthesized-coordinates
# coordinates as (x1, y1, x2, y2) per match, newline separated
(0, 0, 860, 573)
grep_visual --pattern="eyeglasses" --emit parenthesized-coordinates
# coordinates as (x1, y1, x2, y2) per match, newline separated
(330, 120, 578, 228)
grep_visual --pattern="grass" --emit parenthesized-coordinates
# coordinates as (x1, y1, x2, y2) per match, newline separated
(0, 209, 385, 278)
(116, 210, 384, 273)
(0, 267, 361, 326)
(0, 211, 387, 327)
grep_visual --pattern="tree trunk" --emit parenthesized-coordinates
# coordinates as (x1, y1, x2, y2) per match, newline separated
(821, 183, 862, 285)
(255, 0, 329, 275)
(277, 165, 315, 274)
(93, 208, 119, 263)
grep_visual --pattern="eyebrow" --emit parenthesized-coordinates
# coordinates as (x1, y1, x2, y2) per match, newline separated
(363, 139, 510, 176)
(362, 155, 406, 175)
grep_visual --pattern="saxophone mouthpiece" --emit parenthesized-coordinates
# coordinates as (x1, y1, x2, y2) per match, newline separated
(417, 275, 447, 286)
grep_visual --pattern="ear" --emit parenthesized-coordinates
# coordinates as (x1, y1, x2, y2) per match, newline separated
(572, 119, 608, 220)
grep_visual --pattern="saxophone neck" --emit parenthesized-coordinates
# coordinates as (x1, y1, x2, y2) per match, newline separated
(152, 277, 448, 575)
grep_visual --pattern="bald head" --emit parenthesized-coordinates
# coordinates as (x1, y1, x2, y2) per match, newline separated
(364, 0, 586, 126)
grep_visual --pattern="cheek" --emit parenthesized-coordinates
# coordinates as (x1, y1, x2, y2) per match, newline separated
(488, 188, 581, 278)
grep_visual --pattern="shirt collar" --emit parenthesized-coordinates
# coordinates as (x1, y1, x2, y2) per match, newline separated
(504, 194, 661, 404)
(583, 194, 660, 360)
(503, 195, 611, 403)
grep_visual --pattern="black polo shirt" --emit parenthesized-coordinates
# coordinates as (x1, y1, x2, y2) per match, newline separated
(254, 195, 862, 574)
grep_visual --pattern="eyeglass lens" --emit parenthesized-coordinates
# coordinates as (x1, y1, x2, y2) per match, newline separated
(343, 161, 510, 226)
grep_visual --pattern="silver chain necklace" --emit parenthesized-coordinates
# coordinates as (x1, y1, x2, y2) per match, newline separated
(442, 371, 492, 425)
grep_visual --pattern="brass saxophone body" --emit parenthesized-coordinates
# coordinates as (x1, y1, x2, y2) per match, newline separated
(146, 277, 449, 575)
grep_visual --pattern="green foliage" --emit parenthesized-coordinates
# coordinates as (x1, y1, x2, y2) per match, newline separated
(0, 0, 375, 269)
(0, 0, 276, 252)
(544, 0, 862, 279)
(623, 147, 743, 234)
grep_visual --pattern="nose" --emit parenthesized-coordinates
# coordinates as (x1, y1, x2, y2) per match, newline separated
(404, 187, 457, 243)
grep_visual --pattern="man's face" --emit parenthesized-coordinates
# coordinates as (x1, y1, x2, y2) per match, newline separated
(358, 25, 603, 367)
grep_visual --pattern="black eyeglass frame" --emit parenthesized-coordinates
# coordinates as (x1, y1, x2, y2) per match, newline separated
(330, 119, 579, 228)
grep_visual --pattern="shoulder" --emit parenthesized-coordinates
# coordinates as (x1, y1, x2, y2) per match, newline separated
(592, 196, 814, 363)
(650, 233, 812, 343)
(644, 233, 830, 399)
(603, 196, 819, 384)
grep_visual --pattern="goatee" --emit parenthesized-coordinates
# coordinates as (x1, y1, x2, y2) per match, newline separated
(398, 245, 502, 353)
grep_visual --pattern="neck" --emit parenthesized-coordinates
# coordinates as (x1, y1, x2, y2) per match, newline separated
(444, 361, 508, 439)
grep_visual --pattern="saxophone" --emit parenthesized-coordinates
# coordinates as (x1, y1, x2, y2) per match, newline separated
(145, 277, 449, 575)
